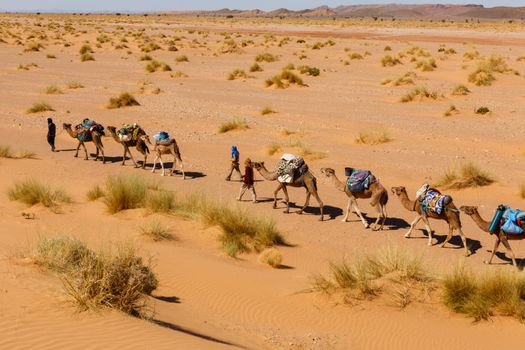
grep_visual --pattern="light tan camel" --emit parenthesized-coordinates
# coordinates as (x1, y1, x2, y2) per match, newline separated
(63, 123, 105, 163)
(253, 161, 324, 221)
(320, 168, 388, 230)
(148, 136, 185, 179)
(107, 126, 149, 168)
(460, 206, 523, 267)
(391, 186, 470, 256)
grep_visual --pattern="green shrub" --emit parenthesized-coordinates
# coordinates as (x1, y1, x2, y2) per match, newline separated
(103, 175, 148, 213)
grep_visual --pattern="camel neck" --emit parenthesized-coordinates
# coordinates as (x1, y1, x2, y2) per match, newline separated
(328, 173, 346, 192)
(469, 210, 491, 232)
(256, 165, 278, 181)
(398, 192, 416, 212)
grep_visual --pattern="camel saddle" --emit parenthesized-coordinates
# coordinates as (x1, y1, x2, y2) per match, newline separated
(420, 190, 450, 215)
(501, 208, 525, 235)
(346, 170, 374, 192)
(119, 124, 142, 142)
(276, 155, 307, 183)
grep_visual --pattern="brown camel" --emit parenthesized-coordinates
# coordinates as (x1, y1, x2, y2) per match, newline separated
(320, 168, 388, 230)
(107, 126, 149, 168)
(148, 136, 185, 179)
(63, 123, 105, 163)
(391, 186, 470, 256)
(460, 206, 523, 267)
(253, 161, 324, 221)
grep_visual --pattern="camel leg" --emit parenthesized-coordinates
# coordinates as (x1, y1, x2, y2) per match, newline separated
(379, 205, 388, 230)
(121, 146, 127, 166)
(501, 237, 517, 267)
(440, 226, 454, 248)
(159, 155, 166, 176)
(456, 228, 470, 256)
(484, 237, 501, 265)
(74, 142, 81, 157)
(421, 216, 434, 246)
(151, 154, 158, 173)
(282, 186, 290, 214)
(128, 147, 138, 168)
(352, 201, 369, 229)
(142, 152, 147, 169)
(342, 198, 352, 222)
(371, 204, 382, 231)
(297, 191, 310, 215)
(81, 142, 88, 160)
(311, 191, 324, 221)
(405, 216, 421, 238)
(170, 153, 176, 176)
(94, 145, 99, 161)
(178, 157, 185, 179)
(272, 184, 283, 209)
(100, 145, 105, 164)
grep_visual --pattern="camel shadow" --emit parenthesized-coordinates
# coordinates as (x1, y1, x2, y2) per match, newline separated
(55, 148, 77, 152)
(351, 212, 410, 231)
(282, 201, 343, 221)
(415, 229, 482, 254)
(88, 153, 124, 164)
(493, 252, 525, 269)
(150, 319, 245, 348)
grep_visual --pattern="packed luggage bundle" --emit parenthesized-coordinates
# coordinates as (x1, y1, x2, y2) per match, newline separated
(153, 131, 172, 145)
(346, 168, 375, 192)
(415, 184, 450, 215)
(276, 154, 308, 183)
(489, 205, 525, 235)
(74, 119, 104, 141)
(118, 123, 142, 142)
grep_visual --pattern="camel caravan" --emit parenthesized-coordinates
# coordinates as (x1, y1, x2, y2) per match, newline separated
(61, 119, 524, 267)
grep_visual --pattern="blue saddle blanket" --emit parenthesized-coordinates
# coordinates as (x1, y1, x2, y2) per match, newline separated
(346, 170, 373, 192)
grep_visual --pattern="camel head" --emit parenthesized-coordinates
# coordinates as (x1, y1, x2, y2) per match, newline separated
(391, 186, 407, 196)
(320, 168, 335, 177)
(62, 123, 72, 130)
(107, 126, 117, 134)
(253, 161, 265, 170)
(142, 135, 152, 145)
(459, 206, 478, 216)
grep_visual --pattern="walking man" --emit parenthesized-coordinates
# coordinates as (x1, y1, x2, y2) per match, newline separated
(225, 145, 242, 181)
(47, 117, 56, 152)
(237, 158, 257, 203)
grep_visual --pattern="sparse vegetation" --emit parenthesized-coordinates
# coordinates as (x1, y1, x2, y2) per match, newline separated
(8, 178, 71, 208)
(0, 145, 14, 158)
(227, 69, 248, 80)
(297, 65, 320, 76)
(475, 106, 490, 115)
(146, 190, 175, 214)
(415, 58, 437, 71)
(218, 118, 249, 133)
(468, 55, 515, 86)
(267, 142, 282, 156)
(27, 102, 54, 114)
(67, 81, 84, 89)
(24, 42, 43, 52)
(249, 62, 263, 72)
(381, 55, 402, 67)
(86, 185, 104, 201)
(255, 52, 278, 63)
(80, 53, 95, 62)
(259, 248, 283, 268)
(435, 162, 494, 189)
(140, 221, 173, 241)
(43, 85, 63, 95)
(261, 107, 276, 115)
(451, 84, 470, 96)
(175, 55, 189, 62)
(444, 104, 459, 117)
(355, 130, 392, 145)
(139, 54, 152, 61)
(400, 86, 438, 103)
(265, 70, 305, 89)
(102, 175, 148, 213)
(107, 92, 140, 109)
(79, 44, 93, 55)
(145, 60, 171, 73)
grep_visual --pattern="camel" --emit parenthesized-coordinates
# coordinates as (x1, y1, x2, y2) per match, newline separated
(320, 168, 388, 230)
(460, 206, 523, 267)
(148, 136, 185, 179)
(107, 126, 149, 168)
(253, 161, 324, 221)
(391, 186, 470, 256)
(63, 123, 105, 163)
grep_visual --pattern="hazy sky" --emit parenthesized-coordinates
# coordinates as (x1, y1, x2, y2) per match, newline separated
(0, 1, 521, 12)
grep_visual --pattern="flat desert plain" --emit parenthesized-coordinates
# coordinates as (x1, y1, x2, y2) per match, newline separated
(1, 14, 525, 350)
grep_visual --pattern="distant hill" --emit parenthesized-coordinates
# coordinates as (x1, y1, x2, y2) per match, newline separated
(157, 4, 525, 20)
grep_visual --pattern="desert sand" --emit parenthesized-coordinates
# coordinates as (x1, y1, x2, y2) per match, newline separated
(1, 14, 525, 349)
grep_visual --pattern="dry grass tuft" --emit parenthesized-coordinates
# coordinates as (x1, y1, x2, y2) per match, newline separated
(34, 236, 157, 315)
(267, 142, 282, 156)
(24, 42, 43, 52)
(8, 178, 71, 208)
(435, 162, 494, 189)
(43, 85, 63, 95)
(227, 69, 248, 80)
(218, 118, 249, 134)
(265, 70, 305, 89)
(442, 265, 525, 321)
(475, 106, 490, 115)
(145, 60, 171, 73)
(259, 248, 283, 268)
(107, 92, 140, 109)
(67, 81, 84, 89)
(400, 86, 438, 103)
(255, 52, 278, 62)
(444, 104, 459, 117)
(355, 130, 392, 145)
(381, 55, 402, 67)
(102, 175, 148, 213)
(468, 55, 515, 86)
(140, 221, 173, 241)
(86, 185, 104, 201)
(146, 190, 176, 214)
(415, 58, 437, 71)
(297, 65, 320, 76)
(80, 53, 95, 62)
(249, 62, 263, 72)
(27, 102, 54, 114)
(0, 145, 14, 158)
(261, 106, 276, 115)
(175, 55, 189, 62)
(451, 84, 470, 96)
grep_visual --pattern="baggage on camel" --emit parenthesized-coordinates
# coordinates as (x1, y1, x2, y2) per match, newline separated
(276, 153, 308, 183)
(345, 168, 375, 192)
(153, 131, 171, 145)
(415, 183, 451, 215)
(489, 205, 525, 235)
(118, 123, 142, 142)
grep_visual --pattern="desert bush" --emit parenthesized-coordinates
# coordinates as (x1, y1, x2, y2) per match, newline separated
(265, 70, 305, 89)
(384, 46, 392, 51)
(17, 63, 38, 71)
(8, 178, 71, 208)
(67, 81, 84, 89)
(145, 60, 171, 73)
(86, 185, 104, 201)
(259, 248, 283, 268)
(475, 106, 490, 115)
(139, 54, 152, 61)
(451, 84, 470, 95)
(80, 53, 95, 62)
(141, 41, 161, 52)
(355, 130, 392, 145)
(297, 65, 320, 76)
(218, 118, 249, 133)
(442, 266, 525, 321)
(140, 221, 173, 241)
(381, 55, 402, 67)
(517, 55, 525, 62)
(79, 43, 93, 55)
(35, 235, 93, 273)
(463, 50, 480, 60)
(175, 55, 189, 62)
(227, 69, 248, 80)
(46, 54, 56, 59)
(255, 52, 278, 62)
(146, 190, 175, 214)
(107, 92, 140, 109)
(51, 239, 157, 315)
(103, 175, 148, 213)
(43, 85, 63, 95)
(0, 145, 14, 158)
(400, 86, 438, 103)
(468, 55, 514, 86)
(261, 107, 276, 115)
(383, 71, 416, 86)
(27, 102, 54, 114)
(349, 52, 363, 60)
(444, 104, 459, 117)
(249, 62, 263, 72)
(17, 150, 36, 159)
(435, 162, 494, 189)
(415, 58, 437, 71)
(24, 42, 43, 52)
